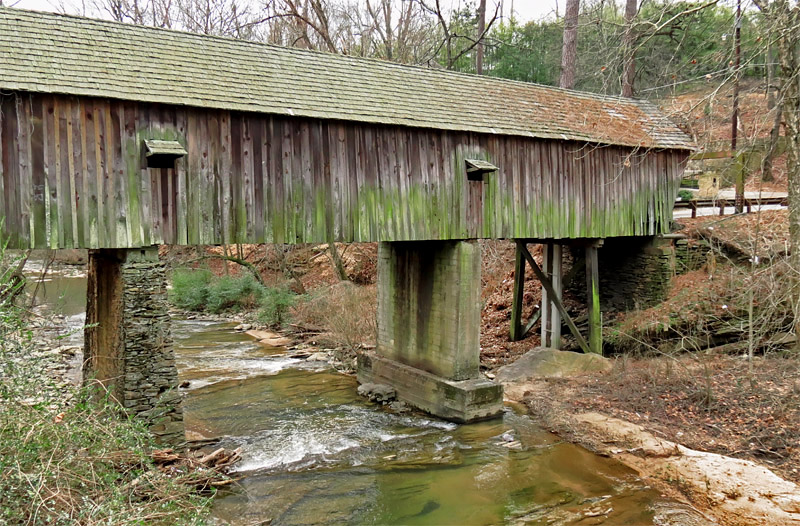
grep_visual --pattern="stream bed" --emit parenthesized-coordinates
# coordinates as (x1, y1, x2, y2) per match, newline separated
(176, 322, 694, 526)
(27, 263, 702, 525)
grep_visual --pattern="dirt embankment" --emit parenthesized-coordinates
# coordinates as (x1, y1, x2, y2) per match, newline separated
(506, 361, 800, 526)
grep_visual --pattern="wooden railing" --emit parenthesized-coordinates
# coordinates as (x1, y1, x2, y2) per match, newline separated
(674, 196, 788, 218)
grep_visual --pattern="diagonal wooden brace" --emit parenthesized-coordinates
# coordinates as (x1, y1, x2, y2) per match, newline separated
(510, 240, 542, 341)
(519, 242, 592, 354)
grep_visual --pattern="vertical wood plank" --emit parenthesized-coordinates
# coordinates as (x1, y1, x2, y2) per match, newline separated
(30, 96, 47, 248)
(510, 240, 526, 341)
(17, 96, 32, 247)
(121, 102, 142, 247)
(102, 102, 120, 247)
(550, 243, 562, 349)
(45, 97, 60, 248)
(68, 98, 86, 247)
(251, 115, 265, 242)
(63, 98, 78, 247)
(540, 242, 552, 347)
(175, 108, 188, 244)
(0, 96, 18, 246)
(586, 244, 603, 354)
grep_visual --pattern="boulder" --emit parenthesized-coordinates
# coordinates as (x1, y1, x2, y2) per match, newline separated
(306, 352, 330, 362)
(357, 382, 397, 404)
(245, 329, 278, 340)
(245, 329, 293, 347)
(261, 336, 292, 347)
(496, 347, 611, 401)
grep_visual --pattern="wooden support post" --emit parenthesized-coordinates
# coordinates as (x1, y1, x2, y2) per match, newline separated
(540, 243, 552, 347)
(520, 244, 592, 354)
(735, 153, 745, 214)
(550, 244, 563, 349)
(510, 241, 526, 341)
(585, 244, 603, 354)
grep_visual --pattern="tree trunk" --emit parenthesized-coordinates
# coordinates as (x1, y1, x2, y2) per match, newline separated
(559, 0, 580, 89)
(476, 0, 487, 74)
(762, 89, 782, 182)
(767, 41, 777, 110)
(763, 27, 780, 182)
(329, 243, 349, 281)
(773, 0, 800, 348)
(621, 0, 638, 97)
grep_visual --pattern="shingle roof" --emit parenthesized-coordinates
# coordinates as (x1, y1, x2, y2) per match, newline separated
(0, 7, 693, 150)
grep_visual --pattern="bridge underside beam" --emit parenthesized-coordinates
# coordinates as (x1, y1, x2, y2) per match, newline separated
(83, 247, 184, 444)
(358, 240, 503, 423)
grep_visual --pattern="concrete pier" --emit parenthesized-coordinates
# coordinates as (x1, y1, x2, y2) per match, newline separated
(358, 240, 503, 422)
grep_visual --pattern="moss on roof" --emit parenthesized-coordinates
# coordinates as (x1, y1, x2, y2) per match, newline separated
(0, 7, 693, 150)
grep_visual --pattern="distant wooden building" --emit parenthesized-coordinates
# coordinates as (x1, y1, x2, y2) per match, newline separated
(0, 8, 692, 250)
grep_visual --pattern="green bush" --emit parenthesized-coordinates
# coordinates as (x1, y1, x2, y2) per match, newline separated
(169, 269, 297, 325)
(677, 189, 695, 201)
(169, 268, 212, 311)
(257, 286, 295, 327)
(206, 273, 261, 313)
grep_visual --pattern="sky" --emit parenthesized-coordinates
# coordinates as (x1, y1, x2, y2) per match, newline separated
(8, 0, 564, 24)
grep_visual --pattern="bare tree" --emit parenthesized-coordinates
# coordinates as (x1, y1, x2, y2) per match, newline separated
(268, 0, 341, 52)
(476, 0, 487, 74)
(415, 0, 500, 70)
(760, 1, 785, 182)
(752, 0, 800, 347)
(621, 0, 638, 97)
(559, 0, 579, 89)
(357, 0, 434, 62)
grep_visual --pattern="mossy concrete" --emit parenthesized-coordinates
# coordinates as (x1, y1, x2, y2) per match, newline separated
(358, 353, 503, 423)
(359, 240, 503, 422)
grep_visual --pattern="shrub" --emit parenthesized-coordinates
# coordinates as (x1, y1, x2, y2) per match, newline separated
(257, 286, 295, 327)
(206, 273, 261, 313)
(677, 189, 695, 201)
(169, 268, 212, 311)
(0, 392, 211, 526)
(291, 282, 377, 351)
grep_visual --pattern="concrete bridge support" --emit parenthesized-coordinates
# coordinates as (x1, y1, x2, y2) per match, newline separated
(357, 240, 503, 423)
(83, 247, 184, 444)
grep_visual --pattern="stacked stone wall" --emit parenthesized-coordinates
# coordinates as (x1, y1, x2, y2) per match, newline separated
(566, 236, 678, 311)
(595, 236, 676, 311)
(84, 248, 183, 444)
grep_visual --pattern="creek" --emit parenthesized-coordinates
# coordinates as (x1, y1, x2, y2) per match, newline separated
(27, 263, 699, 525)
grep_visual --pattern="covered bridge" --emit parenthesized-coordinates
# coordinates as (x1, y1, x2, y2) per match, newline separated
(0, 8, 693, 437)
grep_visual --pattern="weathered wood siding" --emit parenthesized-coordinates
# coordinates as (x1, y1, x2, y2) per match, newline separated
(0, 92, 687, 249)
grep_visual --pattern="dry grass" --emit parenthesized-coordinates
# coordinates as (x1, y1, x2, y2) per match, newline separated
(290, 281, 377, 356)
(0, 392, 214, 526)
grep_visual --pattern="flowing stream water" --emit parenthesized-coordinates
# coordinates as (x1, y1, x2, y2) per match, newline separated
(27, 263, 705, 526)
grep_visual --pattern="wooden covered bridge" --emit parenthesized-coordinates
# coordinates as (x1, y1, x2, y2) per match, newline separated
(0, 8, 693, 438)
